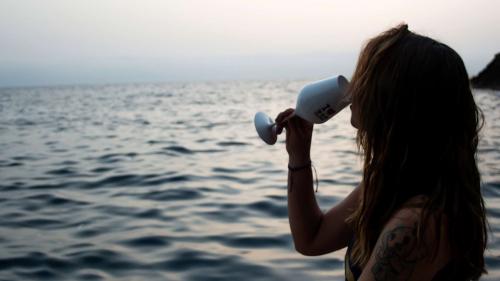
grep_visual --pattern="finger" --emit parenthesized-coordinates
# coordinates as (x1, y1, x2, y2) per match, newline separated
(277, 112, 298, 135)
(277, 117, 291, 135)
(276, 125, 283, 135)
(285, 121, 291, 140)
(277, 111, 297, 134)
(275, 109, 294, 125)
(275, 108, 294, 124)
(282, 112, 296, 124)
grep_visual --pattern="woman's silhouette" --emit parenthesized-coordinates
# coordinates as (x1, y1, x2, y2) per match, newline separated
(275, 24, 487, 281)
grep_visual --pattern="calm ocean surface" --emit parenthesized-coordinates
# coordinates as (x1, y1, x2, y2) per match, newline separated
(0, 81, 499, 281)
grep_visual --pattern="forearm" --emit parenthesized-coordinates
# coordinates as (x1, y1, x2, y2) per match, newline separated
(287, 162, 324, 252)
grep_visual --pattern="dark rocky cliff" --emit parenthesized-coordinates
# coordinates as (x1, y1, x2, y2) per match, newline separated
(471, 53, 500, 90)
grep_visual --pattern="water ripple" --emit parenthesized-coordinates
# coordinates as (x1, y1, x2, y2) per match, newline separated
(23, 194, 89, 206)
(247, 200, 288, 218)
(162, 145, 225, 155)
(119, 235, 171, 249)
(140, 188, 203, 201)
(216, 234, 291, 248)
(216, 141, 250, 147)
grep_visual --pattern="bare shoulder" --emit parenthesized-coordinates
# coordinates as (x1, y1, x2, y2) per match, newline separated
(359, 198, 451, 281)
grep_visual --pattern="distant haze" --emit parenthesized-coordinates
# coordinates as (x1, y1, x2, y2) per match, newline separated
(1, 0, 499, 87)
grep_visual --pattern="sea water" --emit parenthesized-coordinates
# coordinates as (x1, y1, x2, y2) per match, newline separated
(0, 81, 498, 281)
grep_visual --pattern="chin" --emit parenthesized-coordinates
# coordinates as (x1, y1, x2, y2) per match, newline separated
(350, 106, 358, 129)
(350, 118, 358, 129)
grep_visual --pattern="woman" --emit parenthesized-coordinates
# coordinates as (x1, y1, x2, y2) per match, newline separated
(275, 24, 487, 281)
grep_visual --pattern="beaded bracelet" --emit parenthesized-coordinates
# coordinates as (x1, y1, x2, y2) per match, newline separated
(287, 160, 319, 193)
(288, 161, 312, 172)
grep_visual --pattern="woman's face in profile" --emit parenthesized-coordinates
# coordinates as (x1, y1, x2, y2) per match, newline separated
(349, 89, 360, 129)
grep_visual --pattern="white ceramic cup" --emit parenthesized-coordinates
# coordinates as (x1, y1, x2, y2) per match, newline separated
(254, 75, 350, 145)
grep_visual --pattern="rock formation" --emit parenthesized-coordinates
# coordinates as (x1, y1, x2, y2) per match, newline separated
(471, 53, 500, 90)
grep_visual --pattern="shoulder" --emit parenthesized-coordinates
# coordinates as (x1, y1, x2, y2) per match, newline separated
(359, 198, 451, 281)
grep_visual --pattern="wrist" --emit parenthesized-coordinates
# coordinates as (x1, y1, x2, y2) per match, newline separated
(288, 160, 311, 171)
(288, 154, 311, 167)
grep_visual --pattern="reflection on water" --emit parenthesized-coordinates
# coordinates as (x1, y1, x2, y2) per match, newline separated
(0, 82, 498, 280)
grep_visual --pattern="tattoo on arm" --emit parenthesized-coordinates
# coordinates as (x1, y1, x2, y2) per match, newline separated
(371, 222, 427, 281)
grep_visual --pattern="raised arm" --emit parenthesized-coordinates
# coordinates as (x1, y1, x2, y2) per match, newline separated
(288, 171, 360, 255)
(276, 108, 361, 256)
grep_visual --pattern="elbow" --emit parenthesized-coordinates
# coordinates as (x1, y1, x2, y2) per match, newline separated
(295, 247, 315, 256)
(294, 243, 322, 256)
(293, 215, 326, 256)
(292, 216, 326, 256)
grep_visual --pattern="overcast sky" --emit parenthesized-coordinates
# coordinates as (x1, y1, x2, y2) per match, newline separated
(0, 0, 499, 87)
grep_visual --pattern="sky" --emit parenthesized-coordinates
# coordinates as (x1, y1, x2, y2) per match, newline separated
(0, 0, 499, 87)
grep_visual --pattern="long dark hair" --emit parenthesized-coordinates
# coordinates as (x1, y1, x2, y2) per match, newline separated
(347, 24, 487, 280)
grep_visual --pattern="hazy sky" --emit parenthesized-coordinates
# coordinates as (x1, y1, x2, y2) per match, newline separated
(0, 0, 499, 87)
